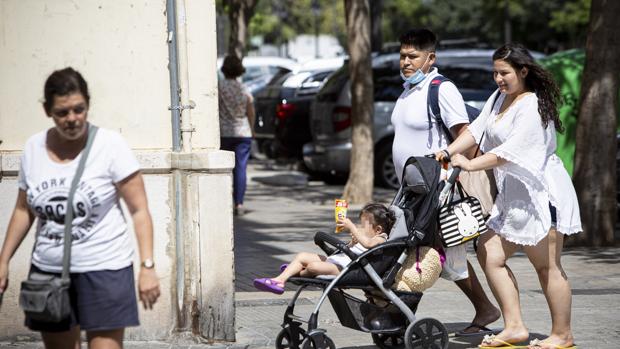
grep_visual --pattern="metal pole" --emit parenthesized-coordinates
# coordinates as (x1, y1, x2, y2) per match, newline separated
(176, 0, 194, 153)
(166, 0, 185, 328)
(167, 0, 182, 152)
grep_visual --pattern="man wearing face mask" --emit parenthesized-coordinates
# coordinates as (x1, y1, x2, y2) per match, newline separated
(390, 28, 501, 337)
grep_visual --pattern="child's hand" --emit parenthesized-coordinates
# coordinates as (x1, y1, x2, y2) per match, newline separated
(336, 217, 356, 233)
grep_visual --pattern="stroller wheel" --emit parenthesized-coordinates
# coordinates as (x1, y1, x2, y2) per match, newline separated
(300, 333, 335, 349)
(276, 326, 307, 349)
(404, 318, 449, 349)
(372, 333, 406, 349)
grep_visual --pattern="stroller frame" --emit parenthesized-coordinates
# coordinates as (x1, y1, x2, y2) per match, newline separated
(276, 157, 455, 349)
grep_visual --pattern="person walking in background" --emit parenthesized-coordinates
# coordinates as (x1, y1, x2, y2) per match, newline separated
(391, 28, 501, 337)
(218, 55, 256, 216)
(436, 43, 582, 349)
(0, 67, 160, 349)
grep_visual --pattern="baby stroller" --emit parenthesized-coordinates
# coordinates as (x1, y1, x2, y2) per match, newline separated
(276, 156, 457, 349)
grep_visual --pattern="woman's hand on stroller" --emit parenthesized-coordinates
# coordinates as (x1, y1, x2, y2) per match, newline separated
(434, 149, 450, 163)
(450, 153, 472, 171)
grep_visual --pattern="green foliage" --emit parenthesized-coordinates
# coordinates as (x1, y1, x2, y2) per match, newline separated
(549, 0, 591, 44)
(374, 0, 589, 52)
(217, 0, 592, 55)
(246, 0, 346, 48)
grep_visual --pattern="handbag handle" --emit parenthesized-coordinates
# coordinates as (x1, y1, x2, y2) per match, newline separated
(60, 124, 99, 280)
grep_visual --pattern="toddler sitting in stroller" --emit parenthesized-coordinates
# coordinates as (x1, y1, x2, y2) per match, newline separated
(253, 203, 396, 294)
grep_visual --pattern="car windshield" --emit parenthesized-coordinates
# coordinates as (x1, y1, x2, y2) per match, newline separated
(440, 66, 496, 90)
(316, 66, 349, 101)
(242, 66, 265, 82)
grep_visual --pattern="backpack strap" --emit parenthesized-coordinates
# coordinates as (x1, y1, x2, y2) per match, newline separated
(427, 75, 455, 143)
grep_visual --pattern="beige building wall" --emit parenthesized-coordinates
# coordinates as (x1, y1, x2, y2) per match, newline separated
(0, 0, 233, 342)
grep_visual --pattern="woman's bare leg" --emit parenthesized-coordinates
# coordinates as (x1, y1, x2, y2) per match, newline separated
(477, 231, 529, 346)
(86, 328, 124, 349)
(524, 229, 574, 349)
(41, 326, 81, 349)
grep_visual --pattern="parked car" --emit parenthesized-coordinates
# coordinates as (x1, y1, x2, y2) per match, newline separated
(253, 58, 345, 158)
(303, 50, 501, 189)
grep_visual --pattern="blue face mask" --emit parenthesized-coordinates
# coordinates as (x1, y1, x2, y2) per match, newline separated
(400, 54, 431, 86)
(400, 69, 427, 86)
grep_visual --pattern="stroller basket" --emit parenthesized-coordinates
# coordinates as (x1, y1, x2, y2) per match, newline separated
(327, 289, 423, 334)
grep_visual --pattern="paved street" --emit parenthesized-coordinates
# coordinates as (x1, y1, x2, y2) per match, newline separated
(2, 160, 620, 349)
(233, 161, 620, 349)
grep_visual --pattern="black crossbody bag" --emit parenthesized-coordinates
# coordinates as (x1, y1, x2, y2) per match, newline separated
(19, 125, 98, 322)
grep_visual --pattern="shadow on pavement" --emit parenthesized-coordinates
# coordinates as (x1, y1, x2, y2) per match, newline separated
(234, 165, 397, 292)
(562, 247, 620, 264)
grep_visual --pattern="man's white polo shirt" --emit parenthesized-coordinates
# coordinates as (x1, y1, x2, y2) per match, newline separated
(391, 67, 469, 183)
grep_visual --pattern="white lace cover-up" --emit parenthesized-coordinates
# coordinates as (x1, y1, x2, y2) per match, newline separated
(468, 91, 582, 246)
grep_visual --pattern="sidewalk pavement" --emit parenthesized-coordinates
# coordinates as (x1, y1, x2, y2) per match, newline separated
(233, 161, 620, 349)
(2, 160, 620, 348)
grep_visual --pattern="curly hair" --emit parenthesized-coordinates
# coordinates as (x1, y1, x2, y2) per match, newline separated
(360, 203, 396, 235)
(493, 43, 564, 133)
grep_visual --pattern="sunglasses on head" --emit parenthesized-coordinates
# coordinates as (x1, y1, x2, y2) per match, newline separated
(51, 104, 87, 117)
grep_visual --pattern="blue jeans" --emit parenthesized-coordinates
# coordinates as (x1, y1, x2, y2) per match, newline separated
(221, 137, 252, 206)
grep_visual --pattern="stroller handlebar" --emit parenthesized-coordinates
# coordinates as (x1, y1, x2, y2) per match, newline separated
(447, 167, 461, 184)
(438, 166, 461, 205)
(314, 231, 358, 260)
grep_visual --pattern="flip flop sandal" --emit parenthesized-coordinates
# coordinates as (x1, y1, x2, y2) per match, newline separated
(479, 334, 528, 348)
(528, 338, 577, 349)
(253, 278, 285, 295)
(280, 263, 288, 273)
(455, 323, 502, 337)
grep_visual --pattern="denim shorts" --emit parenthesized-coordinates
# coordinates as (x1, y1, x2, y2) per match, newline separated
(25, 265, 139, 332)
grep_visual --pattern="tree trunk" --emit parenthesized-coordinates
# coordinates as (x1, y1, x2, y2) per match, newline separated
(370, 0, 383, 53)
(571, 0, 620, 246)
(226, 0, 258, 58)
(343, 0, 374, 204)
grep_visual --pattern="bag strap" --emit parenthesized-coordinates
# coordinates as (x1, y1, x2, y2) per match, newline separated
(61, 124, 99, 280)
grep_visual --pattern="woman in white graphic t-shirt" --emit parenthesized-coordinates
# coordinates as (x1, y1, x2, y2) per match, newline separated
(0, 67, 160, 349)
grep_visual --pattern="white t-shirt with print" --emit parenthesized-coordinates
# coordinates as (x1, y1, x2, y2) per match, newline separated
(391, 67, 469, 183)
(18, 127, 140, 273)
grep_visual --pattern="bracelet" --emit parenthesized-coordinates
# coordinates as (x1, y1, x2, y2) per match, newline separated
(442, 149, 451, 159)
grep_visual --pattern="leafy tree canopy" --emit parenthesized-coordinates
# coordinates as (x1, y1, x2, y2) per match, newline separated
(216, 0, 592, 54)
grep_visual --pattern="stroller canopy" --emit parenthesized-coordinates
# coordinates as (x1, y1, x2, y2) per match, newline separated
(389, 156, 442, 246)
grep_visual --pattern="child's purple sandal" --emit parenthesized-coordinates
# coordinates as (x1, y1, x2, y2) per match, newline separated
(253, 278, 285, 294)
(280, 263, 289, 272)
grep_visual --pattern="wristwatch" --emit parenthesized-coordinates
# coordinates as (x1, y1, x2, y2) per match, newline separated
(141, 258, 155, 269)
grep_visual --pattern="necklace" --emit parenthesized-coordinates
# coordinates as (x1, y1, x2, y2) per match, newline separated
(495, 91, 532, 122)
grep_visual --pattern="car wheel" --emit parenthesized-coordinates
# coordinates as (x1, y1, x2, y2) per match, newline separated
(375, 141, 399, 189)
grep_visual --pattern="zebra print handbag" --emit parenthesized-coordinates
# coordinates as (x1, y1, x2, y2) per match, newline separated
(438, 181, 487, 247)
